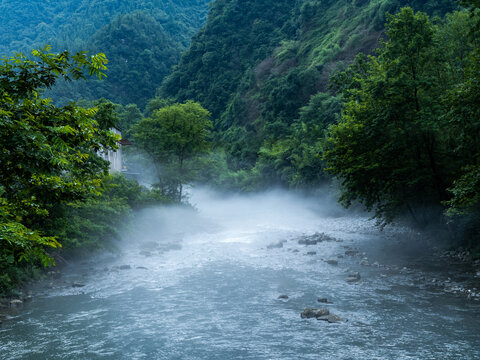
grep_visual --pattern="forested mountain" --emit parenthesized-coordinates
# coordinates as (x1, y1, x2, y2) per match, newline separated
(0, 0, 210, 55)
(160, 0, 456, 172)
(0, 0, 211, 106)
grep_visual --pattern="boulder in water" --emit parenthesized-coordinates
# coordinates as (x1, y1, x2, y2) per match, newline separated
(278, 295, 289, 300)
(298, 232, 336, 246)
(345, 249, 359, 257)
(317, 298, 332, 304)
(317, 314, 344, 323)
(9, 299, 23, 307)
(326, 259, 338, 265)
(267, 241, 285, 249)
(346, 272, 361, 283)
(72, 283, 85, 288)
(301, 308, 330, 319)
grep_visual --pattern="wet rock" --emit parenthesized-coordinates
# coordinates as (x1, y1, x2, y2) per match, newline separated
(326, 259, 338, 265)
(337, 255, 344, 259)
(323, 314, 344, 323)
(267, 241, 285, 249)
(278, 295, 289, 300)
(345, 249, 359, 257)
(306, 251, 317, 256)
(301, 308, 330, 319)
(317, 298, 332, 304)
(119, 265, 131, 270)
(9, 299, 23, 307)
(346, 272, 361, 283)
(298, 232, 336, 246)
(72, 283, 85, 288)
(47, 271, 62, 279)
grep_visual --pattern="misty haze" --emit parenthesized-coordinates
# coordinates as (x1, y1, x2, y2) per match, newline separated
(1, 0, 480, 359)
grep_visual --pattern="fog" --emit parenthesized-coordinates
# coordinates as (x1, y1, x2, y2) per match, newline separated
(3, 187, 480, 360)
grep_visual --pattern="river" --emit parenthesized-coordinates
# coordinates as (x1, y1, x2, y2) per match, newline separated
(1, 189, 479, 359)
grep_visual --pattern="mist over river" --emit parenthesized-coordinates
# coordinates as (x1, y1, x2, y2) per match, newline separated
(1, 189, 479, 359)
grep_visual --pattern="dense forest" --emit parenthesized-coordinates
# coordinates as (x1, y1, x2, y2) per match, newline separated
(0, 0, 211, 106)
(1, 0, 480, 296)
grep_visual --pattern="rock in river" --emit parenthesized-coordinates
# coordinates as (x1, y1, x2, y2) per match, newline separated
(326, 259, 338, 265)
(301, 308, 330, 319)
(317, 314, 344, 323)
(346, 272, 361, 283)
(9, 299, 23, 307)
(317, 298, 332, 304)
(278, 295, 289, 300)
(72, 283, 85, 288)
(267, 241, 285, 249)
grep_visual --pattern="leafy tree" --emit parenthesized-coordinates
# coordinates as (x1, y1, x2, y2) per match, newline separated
(0, 46, 116, 291)
(324, 8, 455, 225)
(132, 101, 212, 201)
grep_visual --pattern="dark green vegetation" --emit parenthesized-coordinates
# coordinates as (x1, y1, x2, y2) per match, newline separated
(325, 4, 480, 252)
(0, 48, 168, 295)
(160, 0, 456, 180)
(0, 0, 211, 107)
(132, 101, 212, 201)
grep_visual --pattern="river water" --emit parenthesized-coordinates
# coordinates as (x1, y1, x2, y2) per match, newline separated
(1, 189, 480, 359)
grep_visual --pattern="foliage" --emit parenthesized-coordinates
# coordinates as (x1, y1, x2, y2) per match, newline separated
(160, 0, 457, 184)
(50, 173, 169, 256)
(0, 46, 117, 293)
(325, 8, 479, 230)
(132, 101, 212, 201)
(0, 0, 211, 108)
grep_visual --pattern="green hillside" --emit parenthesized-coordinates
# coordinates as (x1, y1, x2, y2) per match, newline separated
(0, 0, 210, 106)
(160, 0, 456, 172)
(0, 0, 210, 56)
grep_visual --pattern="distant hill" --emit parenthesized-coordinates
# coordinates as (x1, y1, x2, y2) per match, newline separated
(0, 0, 210, 107)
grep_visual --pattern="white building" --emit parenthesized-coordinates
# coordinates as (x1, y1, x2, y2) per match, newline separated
(99, 128, 130, 173)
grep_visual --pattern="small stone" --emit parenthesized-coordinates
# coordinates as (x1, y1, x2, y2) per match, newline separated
(345, 249, 359, 257)
(317, 298, 330, 304)
(326, 314, 343, 323)
(278, 295, 289, 300)
(267, 241, 285, 249)
(316, 314, 344, 323)
(301, 308, 330, 319)
(326, 259, 338, 265)
(306, 251, 317, 256)
(72, 283, 85, 288)
(346, 272, 361, 283)
(9, 299, 23, 307)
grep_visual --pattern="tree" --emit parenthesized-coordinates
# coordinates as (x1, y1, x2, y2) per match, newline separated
(324, 8, 454, 225)
(0, 46, 116, 291)
(132, 101, 212, 201)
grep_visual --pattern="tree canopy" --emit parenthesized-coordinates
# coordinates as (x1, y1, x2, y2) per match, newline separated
(0, 47, 117, 292)
(132, 101, 212, 201)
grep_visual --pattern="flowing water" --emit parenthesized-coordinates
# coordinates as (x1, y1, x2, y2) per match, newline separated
(1, 189, 480, 359)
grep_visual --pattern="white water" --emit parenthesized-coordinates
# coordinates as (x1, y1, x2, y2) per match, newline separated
(1, 189, 479, 359)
